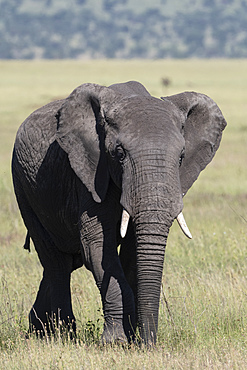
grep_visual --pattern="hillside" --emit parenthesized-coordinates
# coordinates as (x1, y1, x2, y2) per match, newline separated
(1, 0, 247, 58)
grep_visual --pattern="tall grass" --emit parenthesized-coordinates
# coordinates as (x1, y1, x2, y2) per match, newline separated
(0, 59, 246, 368)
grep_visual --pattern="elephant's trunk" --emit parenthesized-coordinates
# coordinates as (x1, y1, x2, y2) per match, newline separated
(133, 184, 179, 345)
(121, 153, 184, 345)
(133, 206, 171, 345)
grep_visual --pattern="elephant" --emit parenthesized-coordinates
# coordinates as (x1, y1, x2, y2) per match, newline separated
(12, 81, 226, 345)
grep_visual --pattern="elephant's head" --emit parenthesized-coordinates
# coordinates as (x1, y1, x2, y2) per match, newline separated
(56, 81, 226, 344)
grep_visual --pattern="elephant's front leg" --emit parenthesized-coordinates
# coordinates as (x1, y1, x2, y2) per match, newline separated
(119, 219, 137, 326)
(100, 251, 136, 344)
(80, 210, 135, 344)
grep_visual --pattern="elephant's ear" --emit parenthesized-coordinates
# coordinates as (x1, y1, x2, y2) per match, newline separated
(162, 92, 227, 196)
(56, 83, 114, 203)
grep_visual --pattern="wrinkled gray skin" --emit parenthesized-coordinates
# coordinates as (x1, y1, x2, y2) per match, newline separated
(12, 81, 226, 345)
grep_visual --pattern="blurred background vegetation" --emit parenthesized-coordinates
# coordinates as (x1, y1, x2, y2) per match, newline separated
(1, 0, 247, 59)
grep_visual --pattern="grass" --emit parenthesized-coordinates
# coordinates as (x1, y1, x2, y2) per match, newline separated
(0, 59, 246, 368)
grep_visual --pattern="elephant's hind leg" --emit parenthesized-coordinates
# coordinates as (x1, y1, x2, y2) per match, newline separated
(29, 273, 52, 336)
(19, 214, 76, 338)
(29, 242, 76, 339)
(13, 174, 77, 338)
(29, 261, 76, 338)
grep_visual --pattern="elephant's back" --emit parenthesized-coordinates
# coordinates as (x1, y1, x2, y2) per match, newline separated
(13, 100, 64, 178)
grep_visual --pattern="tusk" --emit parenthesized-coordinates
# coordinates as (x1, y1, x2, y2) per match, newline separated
(176, 212, 192, 239)
(120, 209, 130, 238)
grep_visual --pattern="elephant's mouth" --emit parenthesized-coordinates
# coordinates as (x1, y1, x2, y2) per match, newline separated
(120, 208, 192, 239)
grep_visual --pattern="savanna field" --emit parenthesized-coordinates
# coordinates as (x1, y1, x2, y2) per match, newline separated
(0, 60, 246, 368)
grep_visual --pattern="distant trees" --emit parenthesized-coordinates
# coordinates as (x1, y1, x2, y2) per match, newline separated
(1, 0, 247, 59)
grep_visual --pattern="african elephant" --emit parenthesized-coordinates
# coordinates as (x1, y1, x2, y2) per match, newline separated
(12, 81, 226, 345)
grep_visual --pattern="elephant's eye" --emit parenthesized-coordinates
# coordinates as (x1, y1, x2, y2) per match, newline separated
(109, 143, 126, 162)
(179, 149, 185, 167)
(115, 145, 126, 162)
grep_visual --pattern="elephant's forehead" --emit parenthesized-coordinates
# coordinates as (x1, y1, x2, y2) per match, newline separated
(114, 96, 183, 131)
(117, 117, 184, 153)
(118, 126, 183, 150)
(116, 109, 183, 142)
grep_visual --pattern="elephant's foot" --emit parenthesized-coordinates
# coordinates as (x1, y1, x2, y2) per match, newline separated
(101, 322, 129, 345)
(28, 307, 51, 338)
(28, 307, 76, 340)
(101, 319, 136, 345)
(52, 314, 77, 340)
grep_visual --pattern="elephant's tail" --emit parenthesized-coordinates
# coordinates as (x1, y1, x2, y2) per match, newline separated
(23, 231, 31, 252)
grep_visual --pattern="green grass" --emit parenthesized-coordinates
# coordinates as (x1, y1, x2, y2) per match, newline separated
(0, 59, 246, 368)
